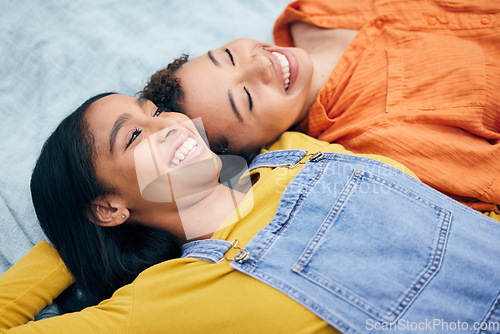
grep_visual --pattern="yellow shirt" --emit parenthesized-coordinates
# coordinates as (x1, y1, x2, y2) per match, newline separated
(0, 132, 418, 334)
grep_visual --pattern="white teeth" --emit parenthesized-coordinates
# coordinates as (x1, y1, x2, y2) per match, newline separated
(170, 137, 198, 167)
(271, 51, 290, 90)
(185, 138, 196, 149)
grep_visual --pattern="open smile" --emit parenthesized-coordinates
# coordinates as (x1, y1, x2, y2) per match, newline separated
(272, 51, 290, 90)
(268, 49, 298, 93)
(168, 131, 204, 168)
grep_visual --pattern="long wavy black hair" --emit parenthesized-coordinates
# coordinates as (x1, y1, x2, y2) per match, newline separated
(30, 92, 181, 311)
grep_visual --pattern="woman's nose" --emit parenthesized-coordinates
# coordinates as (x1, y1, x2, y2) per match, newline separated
(237, 53, 272, 85)
(163, 128, 177, 140)
(154, 125, 178, 144)
(144, 116, 179, 145)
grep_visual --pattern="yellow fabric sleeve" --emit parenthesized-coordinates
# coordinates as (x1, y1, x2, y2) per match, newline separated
(0, 241, 74, 329)
(0, 241, 135, 333)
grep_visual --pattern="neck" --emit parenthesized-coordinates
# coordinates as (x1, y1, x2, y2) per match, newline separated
(132, 184, 245, 242)
(176, 184, 245, 241)
(292, 22, 358, 118)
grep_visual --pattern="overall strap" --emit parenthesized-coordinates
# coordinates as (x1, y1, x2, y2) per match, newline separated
(249, 149, 308, 171)
(181, 149, 309, 262)
(180, 239, 233, 263)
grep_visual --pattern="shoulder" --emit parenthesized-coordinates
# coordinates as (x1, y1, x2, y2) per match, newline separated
(267, 131, 349, 153)
(267, 132, 419, 179)
(291, 21, 357, 54)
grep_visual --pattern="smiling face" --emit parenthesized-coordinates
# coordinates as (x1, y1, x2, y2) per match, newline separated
(84, 94, 220, 233)
(176, 38, 314, 159)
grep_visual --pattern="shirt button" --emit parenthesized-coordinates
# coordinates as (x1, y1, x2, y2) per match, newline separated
(375, 20, 384, 29)
(428, 17, 438, 25)
(481, 17, 490, 25)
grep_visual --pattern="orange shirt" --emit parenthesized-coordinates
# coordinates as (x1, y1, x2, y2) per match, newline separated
(274, 0, 500, 212)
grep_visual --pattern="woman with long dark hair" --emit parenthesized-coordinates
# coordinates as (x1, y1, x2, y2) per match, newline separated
(1, 92, 500, 333)
(30, 93, 181, 307)
(29, 92, 249, 309)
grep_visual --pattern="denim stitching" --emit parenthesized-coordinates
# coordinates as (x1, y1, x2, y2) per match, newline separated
(477, 292, 500, 334)
(293, 169, 362, 269)
(244, 156, 331, 271)
(291, 167, 452, 322)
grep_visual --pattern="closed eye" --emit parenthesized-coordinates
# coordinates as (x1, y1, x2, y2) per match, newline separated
(225, 48, 235, 66)
(244, 87, 253, 111)
(212, 135, 229, 155)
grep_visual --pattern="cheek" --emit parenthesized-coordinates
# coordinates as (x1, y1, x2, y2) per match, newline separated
(96, 165, 141, 205)
(183, 103, 204, 120)
(184, 98, 230, 131)
(112, 155, 144, 197)
(123, 173, 143, 201)
(187, 108, 236, 148)
(228, 123, 276, 153)
(259, 97, 297, 130)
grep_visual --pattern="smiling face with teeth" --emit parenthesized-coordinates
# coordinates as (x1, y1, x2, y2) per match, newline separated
(85, 94, 223, 237)
(271, 51, 291, 91)
(176, 38, 315, 159)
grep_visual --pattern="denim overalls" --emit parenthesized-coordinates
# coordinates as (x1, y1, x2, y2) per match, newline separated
(181, 150, 500, 334)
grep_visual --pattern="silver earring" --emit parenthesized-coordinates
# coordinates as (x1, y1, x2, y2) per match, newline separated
(122, 214, 126, 219)
(269, 62, 272, 68)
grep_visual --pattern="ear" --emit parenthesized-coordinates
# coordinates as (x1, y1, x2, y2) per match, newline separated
(89, 195, 130, 227)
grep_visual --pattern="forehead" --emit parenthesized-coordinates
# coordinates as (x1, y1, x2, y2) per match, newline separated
(85, 94, 145, 131)
(84, 95, 140, 153)
(177, 54, 219, 98)
(84, 95, 144, 191)
(86, 94, 142, 119)
(176, 57, 235, 122)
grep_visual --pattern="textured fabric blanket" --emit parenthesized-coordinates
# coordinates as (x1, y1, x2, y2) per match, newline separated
(0, 0, 289, 317)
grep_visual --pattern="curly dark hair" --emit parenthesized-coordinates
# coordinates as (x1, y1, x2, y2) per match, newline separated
(140, 54, 189, 113)
(140, 54, 236, 157)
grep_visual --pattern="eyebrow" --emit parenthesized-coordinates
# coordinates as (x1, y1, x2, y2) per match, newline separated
(136, 97, 148, 107)
(207, 51, 220, 67)
(109, 113, 131, 153)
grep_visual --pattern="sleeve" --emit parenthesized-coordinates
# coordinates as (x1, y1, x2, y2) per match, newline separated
(0, 241, 74, 328)
(0, 291, 134, 334)
(0, 241, 134, 333)
(273, 0, 378, 47)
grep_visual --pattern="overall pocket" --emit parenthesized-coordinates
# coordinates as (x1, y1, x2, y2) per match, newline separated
(291, 168, 452, 323)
